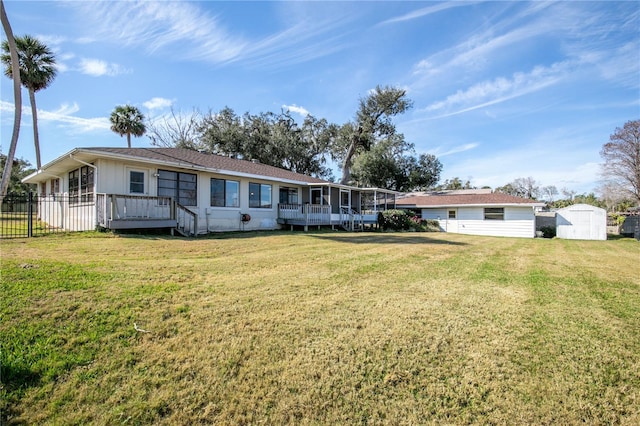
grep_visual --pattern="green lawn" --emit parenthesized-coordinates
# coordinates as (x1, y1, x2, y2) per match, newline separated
(1, 231, 639, 425)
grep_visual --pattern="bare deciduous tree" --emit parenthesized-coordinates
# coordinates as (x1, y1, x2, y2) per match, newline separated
(600, 119, 640, 205)
(147, 107, 202, 149)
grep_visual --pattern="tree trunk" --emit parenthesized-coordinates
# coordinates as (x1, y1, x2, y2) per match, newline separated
(0, 0, 23, 197)
(127, 132, 131, 148)
(340, 141, 358, 185)
(29, 88, 41, 169)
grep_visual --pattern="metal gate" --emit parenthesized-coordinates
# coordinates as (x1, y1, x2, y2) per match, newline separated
(0, 192, 89, 238)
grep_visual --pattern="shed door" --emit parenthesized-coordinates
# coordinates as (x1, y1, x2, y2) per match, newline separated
(574, 210, 592, 239)
(446, 209, 458, 233)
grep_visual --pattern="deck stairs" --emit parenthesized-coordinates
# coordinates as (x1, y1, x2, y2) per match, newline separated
(174, 202, 198, 237)
(340, 207, 364, 232)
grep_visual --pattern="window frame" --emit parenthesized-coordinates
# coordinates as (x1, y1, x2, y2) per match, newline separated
(484, 207, 504, 220)
(279, 186, 299, 205)
(448, 210, 457, 219)
(69, 165, 94, 204)
(249, 182, 272, 209)
(128, 170, 146, 195)
(210, 177, 240, 208)
(50, 178, 60, 194)
(157, 169, 197, 206)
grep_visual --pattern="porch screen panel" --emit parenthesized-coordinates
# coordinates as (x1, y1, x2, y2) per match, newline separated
(362, 193, 374, 212)
(376, 193, 386, 211)
(340, 191, 349, 207)
(386, 193, 395, 210)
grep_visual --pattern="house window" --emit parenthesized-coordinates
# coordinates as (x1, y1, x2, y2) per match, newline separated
(448, 210, 456, 219)
(69, 165, 94, 204)
(484, 207, 504, 220)
(51, 178, 60, 194)
(279, 187, 298, 205)
(39, 182, 46, 195)
(129, 171, 145, 194)
(211, 178, 239, 207)
(249, 182, 272, 208)
(157, 169, 197, 206)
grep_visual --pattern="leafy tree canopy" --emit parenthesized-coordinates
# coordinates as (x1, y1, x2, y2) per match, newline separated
(351, 135, 442, 192)
(148, 86, 442, 188)
(196, 107, 336, 180)
(435, 177, 474, 191)
(0, 155, 35, 193)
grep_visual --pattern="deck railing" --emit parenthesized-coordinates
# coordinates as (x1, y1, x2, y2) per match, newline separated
(278, 203, 331, 225)
(96, 194, 173, 227)
(175, 202, 198, 236)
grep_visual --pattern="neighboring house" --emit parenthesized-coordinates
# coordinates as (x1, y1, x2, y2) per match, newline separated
(396, 189, 545, 238)
(556, 204, 607, 240)
(620, 213, 640, 240)
(22, 147, 399, 235)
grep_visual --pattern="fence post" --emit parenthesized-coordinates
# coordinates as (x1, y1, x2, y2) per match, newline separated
(27, 191, 34, 237)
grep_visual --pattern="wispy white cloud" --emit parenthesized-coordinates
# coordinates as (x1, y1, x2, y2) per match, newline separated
(78, 58, 129, 77)
(70, 1, 247, 63)
(0, 101, 109, 133)
(144, 97, 174, 111)
(422, 62, 568, 118)
(427, 143, 479, 158)
(69, 1, 353, 69)
(379, 1, 477, 25)
(282, 104, 310, 117)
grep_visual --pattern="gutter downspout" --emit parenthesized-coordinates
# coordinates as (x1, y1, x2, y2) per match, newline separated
(70, 154, 99, 227)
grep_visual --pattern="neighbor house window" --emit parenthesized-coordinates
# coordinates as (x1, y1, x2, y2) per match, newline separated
(129, 171, 145, 194)
(448, 210, 456, 219)
(211, 178, 239, 207)
(249, 182, 272, 208)
(279, 187, 298, 205)
(484, 207, 504, 220)
(69, 165, 94, 204)
(157, 169, 197, 206)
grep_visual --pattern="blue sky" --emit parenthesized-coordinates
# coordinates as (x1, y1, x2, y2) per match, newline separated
(1, 0, 639, 193)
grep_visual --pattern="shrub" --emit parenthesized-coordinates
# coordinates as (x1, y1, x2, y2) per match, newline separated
(423, 219, 441, 232)
(380, 209, 412, 231)
(540, 226, 556, 238)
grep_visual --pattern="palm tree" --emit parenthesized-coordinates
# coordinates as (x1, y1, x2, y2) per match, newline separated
(110, 105, 146, 148)
(0, 0, 23, 197)
(1, 34, 56, 170)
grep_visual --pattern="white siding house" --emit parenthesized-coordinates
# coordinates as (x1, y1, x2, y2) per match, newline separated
(397, 190, 545, 238)
(556, 204, 607, 240)
(22, 148, 398, 235)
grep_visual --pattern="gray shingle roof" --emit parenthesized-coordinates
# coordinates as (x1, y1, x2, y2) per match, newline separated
(83, 147, 329, 184)
(397, 192, 543, 207)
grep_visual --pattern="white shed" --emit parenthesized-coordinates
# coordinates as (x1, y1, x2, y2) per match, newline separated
(556, 204, 607, 240)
